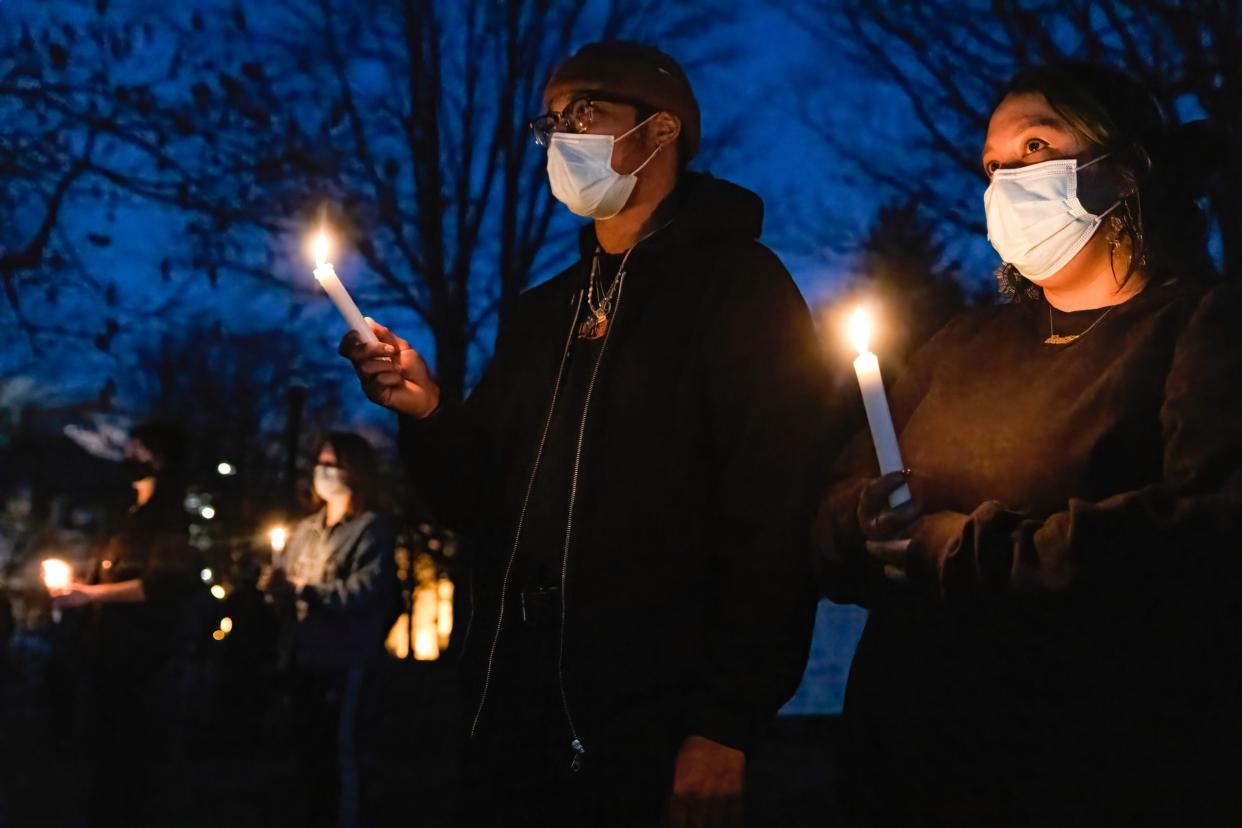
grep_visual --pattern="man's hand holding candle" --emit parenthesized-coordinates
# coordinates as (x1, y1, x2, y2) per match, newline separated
(339, 320, 441, 420)
(314, 224, 436, 415)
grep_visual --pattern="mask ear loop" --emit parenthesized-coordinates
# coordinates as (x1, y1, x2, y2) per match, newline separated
(615, 112, 659, 143)
(615, 112, 666, 175)
(1077, 150, 1126, 223)
(1077, 151, 1111, 172)
(630, 141, 664, 175)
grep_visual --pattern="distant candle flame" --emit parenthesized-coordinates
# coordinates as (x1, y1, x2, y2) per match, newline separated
(269, 526, 288, 554)
(41, 558, 72, 591)
(313, 231, 330, 268)
(848, 307, 872, 355)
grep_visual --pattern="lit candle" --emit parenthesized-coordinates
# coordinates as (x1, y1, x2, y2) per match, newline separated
(848, 308, 910, 507)
(413, 581, 440, 661)
(41, 558, 72, 592)
(41, 558, 72, 624)
(313, 230, 379, 344)
(269, 526, 288, 554)
(269, 525, 289, 574)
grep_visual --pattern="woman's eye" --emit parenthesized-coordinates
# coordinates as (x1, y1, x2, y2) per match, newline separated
(1024, 138, 1047, 155)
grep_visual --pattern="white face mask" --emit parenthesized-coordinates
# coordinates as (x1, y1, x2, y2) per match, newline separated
(313, 464, 350, 500)
(546, 114, 662, 220)
(984, 154, 1120, 282)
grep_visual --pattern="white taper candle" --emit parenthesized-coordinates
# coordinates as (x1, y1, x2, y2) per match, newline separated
(849, 308, 910, 507)
(313, 232, 378, 344)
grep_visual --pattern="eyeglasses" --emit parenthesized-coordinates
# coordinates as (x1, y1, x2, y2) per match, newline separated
(528, 94, 652, 147)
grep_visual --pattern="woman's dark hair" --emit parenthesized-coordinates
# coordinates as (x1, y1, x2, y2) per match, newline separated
(992, 61, 1221, 300)
(315, 430, 381, 516)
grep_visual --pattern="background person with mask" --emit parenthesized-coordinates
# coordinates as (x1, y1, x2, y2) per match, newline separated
(265, 431, 395, 828)
(340, 41, 826, 827)
(49, 421, 201, 828)
(815, 62, 1242, 825)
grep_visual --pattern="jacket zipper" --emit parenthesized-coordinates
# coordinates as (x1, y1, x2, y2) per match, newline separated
(557, 268, 626, 772)
(469, 289, 584, 741)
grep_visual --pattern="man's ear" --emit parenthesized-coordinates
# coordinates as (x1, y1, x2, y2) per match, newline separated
(649, 112, 681, 150)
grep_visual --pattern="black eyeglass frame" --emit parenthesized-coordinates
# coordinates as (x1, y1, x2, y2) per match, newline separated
(528, 93, 656, 146)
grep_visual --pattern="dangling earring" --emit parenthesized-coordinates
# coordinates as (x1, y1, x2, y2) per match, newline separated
(1106, 214, 1124, 252)
(1124, 197, 1147, 270)
(1104, 214, 1126, 283)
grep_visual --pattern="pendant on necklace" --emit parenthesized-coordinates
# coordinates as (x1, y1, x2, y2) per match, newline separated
(578, 308, 608, 340)
(1044, 333, 1080, 345)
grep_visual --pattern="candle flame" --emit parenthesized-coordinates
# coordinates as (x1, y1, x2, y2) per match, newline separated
(269, 525, 288, 554)
(41, 558, 72, 591)
(313, 231, 330, 267)
(848, 306, 872, 355)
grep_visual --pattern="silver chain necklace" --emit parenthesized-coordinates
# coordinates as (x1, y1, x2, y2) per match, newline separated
(580, 245, 634, 340)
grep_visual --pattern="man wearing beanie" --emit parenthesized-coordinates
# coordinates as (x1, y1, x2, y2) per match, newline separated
(341, 41, 823, 827)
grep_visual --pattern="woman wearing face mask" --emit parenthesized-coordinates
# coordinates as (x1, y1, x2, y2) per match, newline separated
(48, 422, 202, 827)
(816, 62, 1242, 825)
(265, 431, 395, 828)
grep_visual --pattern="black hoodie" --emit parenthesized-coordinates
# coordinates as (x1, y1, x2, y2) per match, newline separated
(399, 173, 825, 759)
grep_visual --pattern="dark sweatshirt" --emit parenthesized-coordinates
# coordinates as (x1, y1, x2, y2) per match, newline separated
(818, 279, 1242, 825)
(399, 174, 824, 761)
(91, 487, 201, 664)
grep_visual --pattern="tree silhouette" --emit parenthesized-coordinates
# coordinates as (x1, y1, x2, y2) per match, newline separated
(2, 1, 725, 401)
(0, 11, 162, 355)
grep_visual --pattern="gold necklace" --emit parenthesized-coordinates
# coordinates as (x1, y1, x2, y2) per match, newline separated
(1045, 303, 1117, 346)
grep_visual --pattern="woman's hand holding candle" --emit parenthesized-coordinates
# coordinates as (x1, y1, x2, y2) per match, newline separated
(844, 307, 925, 582)
(339, 319, 441, 419)
(858, 471, 923, 583)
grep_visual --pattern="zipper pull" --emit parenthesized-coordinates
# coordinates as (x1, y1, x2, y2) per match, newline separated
(569, 738, 585, 772)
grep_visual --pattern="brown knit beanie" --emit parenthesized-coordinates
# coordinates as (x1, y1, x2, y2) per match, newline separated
(544, 41, 701, 162)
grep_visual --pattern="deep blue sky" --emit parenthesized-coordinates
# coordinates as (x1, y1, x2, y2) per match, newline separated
(1, 0, 1000, 424)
